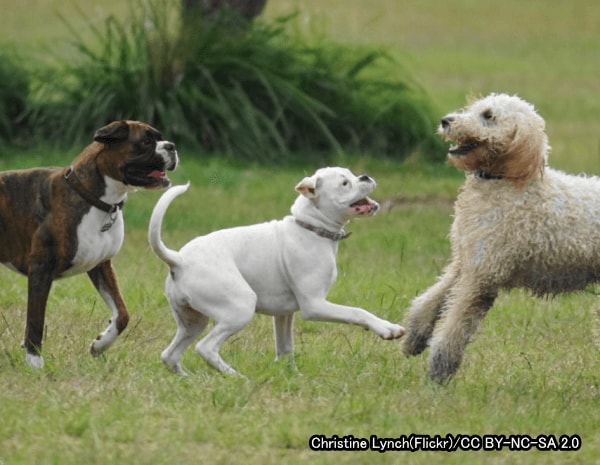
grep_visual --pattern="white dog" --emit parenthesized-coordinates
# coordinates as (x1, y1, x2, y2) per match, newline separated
(149, 167, 405, 376)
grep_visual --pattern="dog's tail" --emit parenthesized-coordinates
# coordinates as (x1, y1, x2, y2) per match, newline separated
(148, 183, 189, 269)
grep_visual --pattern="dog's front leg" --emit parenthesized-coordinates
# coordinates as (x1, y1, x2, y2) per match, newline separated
(402, 262, 460, 357)
(88, 261, 130, 356)
(299, 300, 404, 340)
(23, 263, 54, 368)
(428, 285, 497, 384)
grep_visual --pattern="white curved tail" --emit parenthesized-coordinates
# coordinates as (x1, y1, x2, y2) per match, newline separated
(148, 183, 190, 268)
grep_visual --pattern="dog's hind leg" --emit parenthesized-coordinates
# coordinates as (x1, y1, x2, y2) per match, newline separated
(402, 263, 460, 357)
(428, 284, 497, 384)
(87, 261, 130, 357)
(194, 321, 249, 376)
(194, 298, 255, 376)
(161, 303, 209, 375)
(273, 313, 294, 361)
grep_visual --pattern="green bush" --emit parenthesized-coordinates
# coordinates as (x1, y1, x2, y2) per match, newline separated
(0, 48, 29, 145)
(25, 0, 443, 162)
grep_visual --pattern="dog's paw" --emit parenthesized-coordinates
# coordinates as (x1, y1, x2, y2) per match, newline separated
(89, 336, 112, 357)
(428, 347, 462, 385)
(25, 352, 45, 369)
(401, 330, 430, 357)
(376, 322, 405, 340)
(89, 342, 102, 357)
(167, 363, 188, 377)
(89, 323, 119, 356)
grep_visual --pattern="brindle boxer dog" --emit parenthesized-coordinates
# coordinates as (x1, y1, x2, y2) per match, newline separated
(1, 120, 178, 368)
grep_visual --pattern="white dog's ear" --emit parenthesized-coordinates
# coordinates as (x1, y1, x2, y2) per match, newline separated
(295, 175, 319, 199)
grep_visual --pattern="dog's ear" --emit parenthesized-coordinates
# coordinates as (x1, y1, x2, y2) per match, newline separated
(502, 120, 548, 187)
(94, 121, 130, 144)
(295, 175, 319, 199)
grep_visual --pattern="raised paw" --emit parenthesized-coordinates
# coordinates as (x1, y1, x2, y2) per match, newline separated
(428, 346, 463, 384)
(89, 334, 113, 357)
(401, 329, 430, 357)
(376, 322, 405, 340)
(89, 323, 119, 357)
(89, 340, 103, 357)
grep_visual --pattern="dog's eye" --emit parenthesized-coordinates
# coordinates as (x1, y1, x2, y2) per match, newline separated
(142, 138, 153, 146)
(482, 110, 494, 120)
(342, 180, 350, 187)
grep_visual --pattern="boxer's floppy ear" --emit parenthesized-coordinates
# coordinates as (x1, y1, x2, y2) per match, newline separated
(295, 175, 320, 199)
(94, 121, 130, 144)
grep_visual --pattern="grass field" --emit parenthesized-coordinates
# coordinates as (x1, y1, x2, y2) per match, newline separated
(1, 1, 600, 464)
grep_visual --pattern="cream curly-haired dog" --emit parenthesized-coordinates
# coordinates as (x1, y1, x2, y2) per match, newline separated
(403, 93, 600, 383)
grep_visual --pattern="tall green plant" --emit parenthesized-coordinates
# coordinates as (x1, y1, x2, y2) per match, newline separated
(0, 48, 29, 145)
(26, 0, 443, 162)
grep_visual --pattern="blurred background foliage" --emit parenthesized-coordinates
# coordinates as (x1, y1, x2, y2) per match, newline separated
(0, 0, 443, 163)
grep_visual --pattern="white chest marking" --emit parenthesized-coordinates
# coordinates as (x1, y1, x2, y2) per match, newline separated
(64, 209, 124, 277)
(63, 177, 130, 277)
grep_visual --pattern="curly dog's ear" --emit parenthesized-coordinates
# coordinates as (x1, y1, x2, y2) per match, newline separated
(502, 119, 549, 187)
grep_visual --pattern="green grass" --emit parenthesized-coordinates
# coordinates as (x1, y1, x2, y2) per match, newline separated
(1, 0, 600, 464)
(0, 155, 598, 465)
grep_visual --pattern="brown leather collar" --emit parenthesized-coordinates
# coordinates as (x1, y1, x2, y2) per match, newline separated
(64, 166, 125, 232)
(295, 219, 351, 241)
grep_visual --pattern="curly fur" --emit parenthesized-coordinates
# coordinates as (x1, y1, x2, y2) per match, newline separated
(402, 93, 600, 383)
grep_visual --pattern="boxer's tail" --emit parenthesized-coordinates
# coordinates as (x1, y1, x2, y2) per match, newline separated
(148, 183, 190, 268)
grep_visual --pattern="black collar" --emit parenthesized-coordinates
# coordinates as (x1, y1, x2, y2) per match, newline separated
(474, 171, 504, 180)
(295, 219, 351, 241)
(64, 166, 125, 232)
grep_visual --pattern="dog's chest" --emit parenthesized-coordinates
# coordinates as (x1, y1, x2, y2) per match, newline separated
(63, 208, 125, 277)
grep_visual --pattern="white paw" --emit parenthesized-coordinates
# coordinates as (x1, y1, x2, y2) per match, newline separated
(26, 353, 45, 369)
(168, 363, 189, 377)
(375, 322, 406, 340)
(90, 325, 119, 356)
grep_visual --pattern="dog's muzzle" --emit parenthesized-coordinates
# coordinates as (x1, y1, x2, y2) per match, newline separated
(121, 141, 178, 189)
(438, 116, 481, 156)
(350, 174, 379, 215)
(440, 116, 454, 130)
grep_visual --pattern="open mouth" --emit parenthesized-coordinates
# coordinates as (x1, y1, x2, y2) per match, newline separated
(148, 170, 167, 179)
(123, 165, 172, 189)
(448, 140, 480, 156)
(350, 197, 379, 215)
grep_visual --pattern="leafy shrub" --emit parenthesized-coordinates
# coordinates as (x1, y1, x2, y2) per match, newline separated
(26, 0, 444, 162)
(0, 48, 29, 145)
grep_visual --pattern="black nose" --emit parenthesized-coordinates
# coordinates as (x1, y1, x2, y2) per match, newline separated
(358, 174, 371, 182)
(163, 142, 175, 151)
(441, 116, 454, 129)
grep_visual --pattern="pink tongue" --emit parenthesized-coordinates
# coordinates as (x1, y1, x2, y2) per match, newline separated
(353, 203, 373, 213)
(148, 170, 166, 178)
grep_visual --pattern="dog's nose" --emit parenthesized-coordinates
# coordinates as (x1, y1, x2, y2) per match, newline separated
(163, 142, 176, 152)
(441, 116, 454, 129)
(358, 174, 372, 183)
